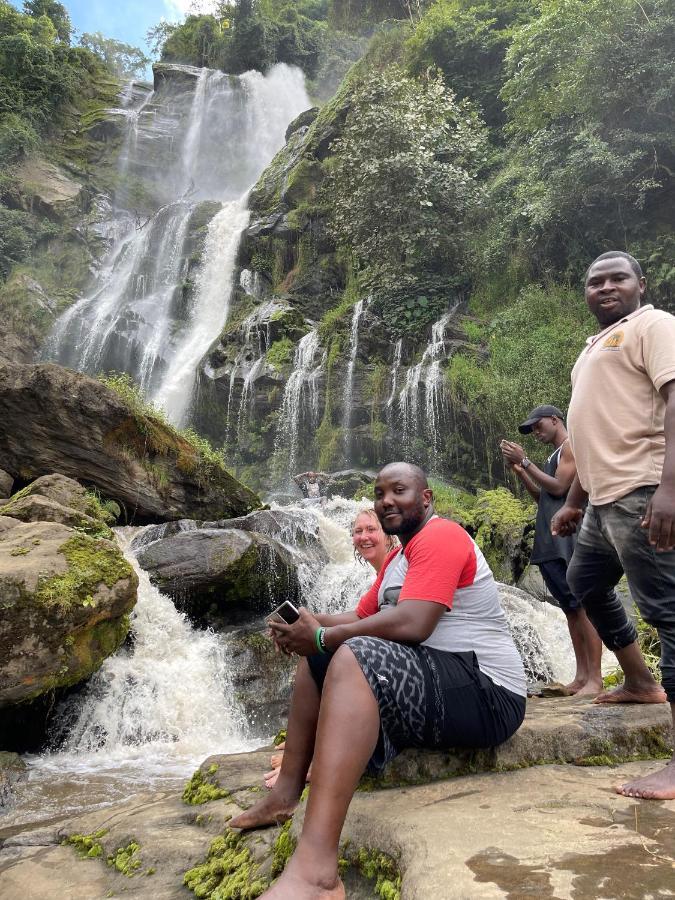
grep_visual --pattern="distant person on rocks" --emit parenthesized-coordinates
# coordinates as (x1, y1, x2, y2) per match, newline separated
(263, 508, 398, 789)
(501, 405, 603, 695)
(551, 251, 675, 800)
(294, 471, 328, 500)
(231, 462, 526, 900)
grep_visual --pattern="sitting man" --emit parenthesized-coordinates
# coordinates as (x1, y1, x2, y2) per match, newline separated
(230, 461, 527, 900)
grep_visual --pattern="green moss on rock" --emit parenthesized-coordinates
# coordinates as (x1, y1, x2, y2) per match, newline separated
(183, 830, 269, 899)
(107, 840, 141, 877)
(35, 533, 134, 610)
(64, 829, 108, 860)
(182, 767, 231, 805)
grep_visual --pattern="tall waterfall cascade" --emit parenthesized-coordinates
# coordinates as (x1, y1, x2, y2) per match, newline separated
(397, 307, 458, 466)
(342, 299, 366, 462)
(43, 64, 310, 426)
(274, 330, 326, 480)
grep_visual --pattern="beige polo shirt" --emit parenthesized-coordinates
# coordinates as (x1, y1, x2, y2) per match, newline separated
(567, 304, 675, 505)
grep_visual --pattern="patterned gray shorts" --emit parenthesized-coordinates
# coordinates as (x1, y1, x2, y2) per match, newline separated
(308, 636, 525, 774)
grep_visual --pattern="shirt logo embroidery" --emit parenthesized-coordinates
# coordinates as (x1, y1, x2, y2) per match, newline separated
(602, 331, 624, 351)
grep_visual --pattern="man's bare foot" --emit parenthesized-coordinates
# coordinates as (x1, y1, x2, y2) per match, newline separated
(264, 761, 312, 791)
(261, 871, 345, 899)
(594, 684, 667, 704)
(229, 792, 298, 830)
(573, 679, 604, 697)
(616, 761, 675, 799)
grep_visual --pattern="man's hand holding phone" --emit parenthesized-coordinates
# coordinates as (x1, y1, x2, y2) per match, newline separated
(267, 605, 322, 657)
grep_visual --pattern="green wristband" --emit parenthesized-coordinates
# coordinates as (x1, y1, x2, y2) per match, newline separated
(315, 627, 327, 654)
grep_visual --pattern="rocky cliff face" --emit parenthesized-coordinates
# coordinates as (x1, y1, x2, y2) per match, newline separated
(191, 89, 487, 491)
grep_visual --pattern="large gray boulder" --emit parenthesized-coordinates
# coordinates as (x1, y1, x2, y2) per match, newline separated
(0, 363, 260, 523)
(0, 520, 137, 707)
(135, 527, 300, 627)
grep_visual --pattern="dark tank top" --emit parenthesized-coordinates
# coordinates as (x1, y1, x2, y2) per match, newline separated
(531, 444, 576, 565)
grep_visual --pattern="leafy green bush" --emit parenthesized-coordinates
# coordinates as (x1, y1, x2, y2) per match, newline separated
(327, 64, 487, 336)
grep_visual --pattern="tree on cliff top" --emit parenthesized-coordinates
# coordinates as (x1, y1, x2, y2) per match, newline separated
(328, 64, 487, 334)
(22, 0, 70, 43)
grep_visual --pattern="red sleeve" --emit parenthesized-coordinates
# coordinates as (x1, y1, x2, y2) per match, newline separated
(398, 519, 476, 609)
(355, 548, 399, 618)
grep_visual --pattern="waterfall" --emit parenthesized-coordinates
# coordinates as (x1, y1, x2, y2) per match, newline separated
(43, 63, 310, 424)
(397, 308, 456, 467)
(46, 529, 255, 771)
(274, 330, 324, 479)
(342, 299, 365, 464)
(153, 199, 250, 425)
(386, 338, 403, 425)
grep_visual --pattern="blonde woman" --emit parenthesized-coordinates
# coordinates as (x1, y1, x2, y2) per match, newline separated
(264, 509, 396, 788)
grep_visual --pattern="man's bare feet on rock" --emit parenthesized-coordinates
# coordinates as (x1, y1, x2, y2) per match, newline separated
(261, 871, 345, 899)
(616, 761, 675, 799)
(229, 793, 297, 830)
(593, 684, 667, 704)
(573, 679, 604, 697)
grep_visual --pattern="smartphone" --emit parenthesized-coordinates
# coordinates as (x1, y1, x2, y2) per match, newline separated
(266, 601, 300, 625)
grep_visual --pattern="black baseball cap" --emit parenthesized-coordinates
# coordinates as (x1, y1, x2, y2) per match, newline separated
(518, 405, 564, 434)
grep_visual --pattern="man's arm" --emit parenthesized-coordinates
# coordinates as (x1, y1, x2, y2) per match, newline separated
(550, 474, 588, 536)
(642, 378, 675, 551)
(271, 602, 445, 656)
(510, 462, 541, 503)
(314, 610, 360, 626)
(501, 440, 576, 497)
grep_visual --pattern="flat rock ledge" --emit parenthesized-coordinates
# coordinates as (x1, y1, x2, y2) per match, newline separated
(1, 698, 673, 900)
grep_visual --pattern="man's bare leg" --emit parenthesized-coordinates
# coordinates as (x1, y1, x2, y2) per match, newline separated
(571, 610, 604, 695)
(230, 658, 319, 829)
(261, 645, 380, 899)
(594, 641, 667, 703)
(616, 702, 675, 799)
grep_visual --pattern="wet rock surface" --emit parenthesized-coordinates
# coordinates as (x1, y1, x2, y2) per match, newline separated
(2, 700, 674, 899)
(135, 527, 300, 627)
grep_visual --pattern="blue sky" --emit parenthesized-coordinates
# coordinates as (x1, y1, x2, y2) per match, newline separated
(13, 0, 219, 56)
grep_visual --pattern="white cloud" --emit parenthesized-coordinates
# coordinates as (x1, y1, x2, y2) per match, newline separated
(163, 0, 220, 19)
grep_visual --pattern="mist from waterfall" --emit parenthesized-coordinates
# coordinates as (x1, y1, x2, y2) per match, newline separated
(43, 64, 310, 424)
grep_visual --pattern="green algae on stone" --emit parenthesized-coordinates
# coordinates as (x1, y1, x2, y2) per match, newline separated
(271, 820, 296, 877)
(355, 848, 402, 900)
(107, 840, 141, 877)
(183, 830, 269, 899)
(34, 533, 134, 610)
(182, 767, 231, 805)
(64, 828, 108, 860)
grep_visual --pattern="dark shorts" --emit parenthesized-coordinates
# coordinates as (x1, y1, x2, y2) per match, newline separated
(307, 637, 525, 774)
(567, 486, 675, 701)
(537, 558, 582, 612)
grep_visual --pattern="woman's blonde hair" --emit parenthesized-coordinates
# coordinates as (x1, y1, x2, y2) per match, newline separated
(351, 508, 398, 562)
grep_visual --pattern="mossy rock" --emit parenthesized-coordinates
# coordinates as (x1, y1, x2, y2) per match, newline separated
(0, 521, 137, 706)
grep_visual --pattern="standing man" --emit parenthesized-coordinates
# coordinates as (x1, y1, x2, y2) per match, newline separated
(552, 250, 675, 800)
(501, 405, 602, 695)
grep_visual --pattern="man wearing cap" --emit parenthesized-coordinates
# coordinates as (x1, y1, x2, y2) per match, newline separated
(552, 250, 675, 800)
(501, 406, 602, 695)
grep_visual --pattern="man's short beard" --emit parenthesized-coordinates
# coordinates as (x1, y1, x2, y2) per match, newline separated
(382, 505, 426, 536)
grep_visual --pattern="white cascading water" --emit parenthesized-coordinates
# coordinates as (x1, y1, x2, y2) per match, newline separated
(46, 529, 254, 772)
(274, 330, 324, 479)
(398, 307, 456, 465)
(43, 64, 310, 425)
(342, 299, 365, 464)
(385, 338, 403, 425)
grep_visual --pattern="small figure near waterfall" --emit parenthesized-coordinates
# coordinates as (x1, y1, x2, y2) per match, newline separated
(229, 462, 526, 899)
(501, 405, 603, 695)
(551, 251, 675, 800)
(293, 471, 329, 500)
(263, 508, 398, 789)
